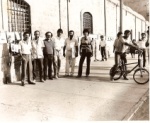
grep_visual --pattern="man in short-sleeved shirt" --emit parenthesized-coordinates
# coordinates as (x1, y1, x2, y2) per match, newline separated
(99, 35, 107, 61)
(19, 32, 35, 86)
(63, 30, 78, 76)
(53, 29, 65, 78)
(43, 32, 55, 80)
(31, 30, 45, 82)
(137, 33, 147, 67)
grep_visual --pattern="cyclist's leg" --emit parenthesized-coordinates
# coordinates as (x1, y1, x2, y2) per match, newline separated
(121, 53, 128, 80)
(143, 49, 146, 67)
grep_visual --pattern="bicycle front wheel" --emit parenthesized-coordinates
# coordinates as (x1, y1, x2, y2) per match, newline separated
(113, 66, 122, 80)
(133, 68, 149, 84)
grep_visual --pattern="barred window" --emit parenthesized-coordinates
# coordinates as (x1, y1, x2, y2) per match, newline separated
(7, 0, 31, 32)
(83, 12, 93, 34)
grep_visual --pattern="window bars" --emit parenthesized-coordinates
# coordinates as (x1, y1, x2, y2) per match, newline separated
(83, 12, 93, 34)
(7, 0, 31, 32)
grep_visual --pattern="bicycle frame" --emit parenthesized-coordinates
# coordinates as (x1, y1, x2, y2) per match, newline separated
(123, 62, 139, 74)
(119, 50, 143, 75)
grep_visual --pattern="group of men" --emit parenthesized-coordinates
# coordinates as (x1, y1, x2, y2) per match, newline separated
(18, 28, 149, 85)
(19, 29, 94, 86)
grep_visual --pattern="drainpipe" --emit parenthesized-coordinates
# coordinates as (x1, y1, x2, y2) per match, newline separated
(120, 0, 123, 32)
(104, 0, 107, 37)
(1, 0, 4, 30)
(67, 0, 70, 36)
(135, 16, 136, 40)
(59, 0, 61, 29)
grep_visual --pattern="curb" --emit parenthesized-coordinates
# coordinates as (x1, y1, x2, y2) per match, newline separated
(122, 89, 149, 121)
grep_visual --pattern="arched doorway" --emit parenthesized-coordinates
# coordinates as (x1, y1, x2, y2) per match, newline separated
(83, 12, 93, 34)
(7, 0, 31, 33)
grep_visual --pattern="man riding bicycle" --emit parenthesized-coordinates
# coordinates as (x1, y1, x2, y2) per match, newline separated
(112, 30, 139, 80)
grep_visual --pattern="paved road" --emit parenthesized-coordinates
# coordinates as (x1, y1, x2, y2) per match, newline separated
(0, 56, 149, 121)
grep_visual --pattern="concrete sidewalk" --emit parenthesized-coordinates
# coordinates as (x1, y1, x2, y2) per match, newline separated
(0, 56, 149, 121)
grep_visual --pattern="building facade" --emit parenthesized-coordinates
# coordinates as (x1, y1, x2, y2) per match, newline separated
(0, 0, 149, 84)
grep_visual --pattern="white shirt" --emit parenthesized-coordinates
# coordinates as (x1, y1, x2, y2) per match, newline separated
(65, 38, 78, 58)
(99, 40, 106, 47)
(19, 40, 32, 54)
(121, 38, 131, 53)
(31, 37, 45, 59)
(65, 38, 78, 51)
(54, 37, 65, 51)
(137, 39, 146, 49)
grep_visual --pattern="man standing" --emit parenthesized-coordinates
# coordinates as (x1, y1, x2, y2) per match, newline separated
(63, 30, 78, 76)
(77, 29, 93, 77)
(43, 32, 55, 80)
(19, 32, 35, 86)
(137, 33, 147, 68)
(53, 29, 64, 78)
(99, 35, 107, 61)
(31, 30, 45, 82)
(118, 30, 133, 80)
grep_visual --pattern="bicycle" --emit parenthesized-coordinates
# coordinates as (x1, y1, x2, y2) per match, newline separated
(110, 50, 149, 84)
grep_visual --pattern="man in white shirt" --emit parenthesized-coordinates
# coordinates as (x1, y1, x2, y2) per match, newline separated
(137, 33, 147, 68)
(19, 32, 35, 86)
(31, 30, 45, 82)
(53, 29, 65, 78)
(63, 30, 78, 76)
(99, 35, 107, 61)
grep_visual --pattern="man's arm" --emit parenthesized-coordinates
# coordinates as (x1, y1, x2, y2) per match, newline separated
(113, 46, 115, 53)
(75, 40, 78, 57)
(63, 40, 67, 57)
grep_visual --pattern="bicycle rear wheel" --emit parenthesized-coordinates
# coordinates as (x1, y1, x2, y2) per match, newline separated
(113, 66, 122, 80)
(133, 68, 149, 84)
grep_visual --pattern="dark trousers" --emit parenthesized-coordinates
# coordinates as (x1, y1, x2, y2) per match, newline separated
(141, 49, 146, 67)
(78, 52, 91, 76)
(21, 54, 33, 82)
(114, 52, 122, 66)
(53, 55, 61, 76)
(44, 54, 54, 79)
(120, 53, 127, 78)
(32, 58, 44, 80)
(101, 47, 106, 59)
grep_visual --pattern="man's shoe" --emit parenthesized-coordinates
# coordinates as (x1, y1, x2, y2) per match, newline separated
(76, 75, 81, 78)
(40, 79, 45, 82)
(86, 74, 89, 77)
(105, 58, 107, 61)
(21, 81, 25, 86)
(64, 74, 69, 77)
(54, 75, 58, 79)
(28, 81, 36, 84)
(101, 59, 104, 61)
(33, 79, 36, 83)
(124, 77, 129, 80)
(49, 77, 53, 80)
(70, 74, 74, 77)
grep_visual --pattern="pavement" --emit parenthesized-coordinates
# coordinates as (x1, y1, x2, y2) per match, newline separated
(0, 55, 149, 121)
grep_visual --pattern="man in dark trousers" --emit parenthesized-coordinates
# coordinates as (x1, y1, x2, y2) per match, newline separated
(43, 32, 55, 80)
(77, 29, 93, 77)
(99, 35, 107, 61)
(31, 30, 45, 82)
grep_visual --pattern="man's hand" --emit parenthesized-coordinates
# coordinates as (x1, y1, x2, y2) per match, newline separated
(91, 52, 93, 57)
(63, 53, 65, 57)
(75, 53, 78, 57)
(80, 52, 82, 56)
